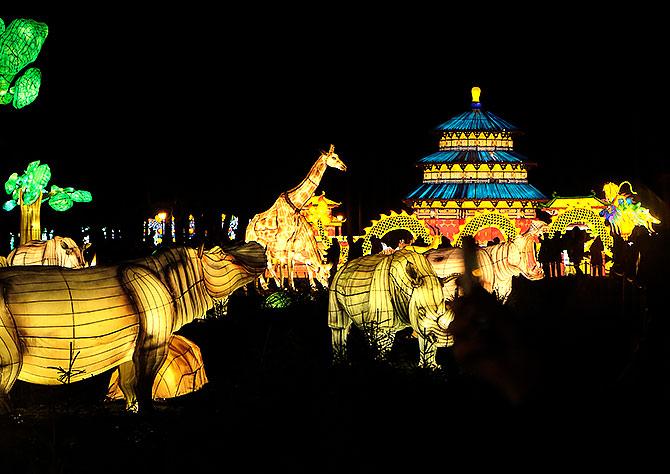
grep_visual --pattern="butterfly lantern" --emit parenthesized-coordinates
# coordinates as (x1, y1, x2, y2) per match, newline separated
(600, 181, 660, 241)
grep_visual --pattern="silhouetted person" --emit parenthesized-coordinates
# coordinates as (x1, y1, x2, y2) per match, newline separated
(589, 236, 605, 277)
(611, 233, 639, 280)
(542, 234, 562, 278)
(413, 236, 428, 248)
(566, 227, 587, 275)
(347, 235, 364, 260)
(326, 237, 341, 285)
(437, 236, 453, 249)
(369, 236, 384, 254)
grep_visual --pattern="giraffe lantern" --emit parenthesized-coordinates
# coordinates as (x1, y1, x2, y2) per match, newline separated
(246, 145, 347, 290)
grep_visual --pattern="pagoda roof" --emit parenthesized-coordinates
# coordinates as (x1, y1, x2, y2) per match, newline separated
(418, 150, 527, 165)
(435, 109, 519, 133)
(307, 191, 341, 207)
(541, 195, 608, 209)
(407, 182, 547, 201)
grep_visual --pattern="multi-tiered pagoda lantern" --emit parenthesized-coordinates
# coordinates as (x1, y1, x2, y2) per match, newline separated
(405, 87, 548, 245)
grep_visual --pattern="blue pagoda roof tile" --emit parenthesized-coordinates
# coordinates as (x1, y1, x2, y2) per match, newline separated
(417, 150, 527, 164)
(435, 110, 519, 132)
(406, 182, 548, 201)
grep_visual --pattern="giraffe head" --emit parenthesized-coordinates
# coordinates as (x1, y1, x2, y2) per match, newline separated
(322, 144, 347, 172)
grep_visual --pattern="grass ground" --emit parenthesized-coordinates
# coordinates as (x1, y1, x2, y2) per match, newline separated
(1, 274, 667, 473)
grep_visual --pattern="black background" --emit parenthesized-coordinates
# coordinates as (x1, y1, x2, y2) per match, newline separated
(2, 6, 669, 241)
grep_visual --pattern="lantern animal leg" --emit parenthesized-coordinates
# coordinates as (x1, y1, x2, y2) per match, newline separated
(417, 332, 440, 369)
(330, 323, 352, 364)
(374, 329, 396, 360)
(0, 293, 22, 414)
(328, 290, 352, 364)
(258, 273, 270, 291)
(120, 266, 174, 413)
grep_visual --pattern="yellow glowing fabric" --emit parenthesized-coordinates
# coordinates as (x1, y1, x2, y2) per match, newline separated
(4, 237, 211, 402)
(6, 236, 87, 268)
(548, 207, 613, 249)
(328, 248, 448, 368)
(426, 220, 546, 306)
(439, 131, 513, 150)
(471, 86, 481, 103)
(601, 181, 660, 240)
(453, 211, 519, 246)
(245, 145, 346, 289)
(361, 210, 436, 255)
(107, 335, 207, 400)
(0, 243, 265, 413)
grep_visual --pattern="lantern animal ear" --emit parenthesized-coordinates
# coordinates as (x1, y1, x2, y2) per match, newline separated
(197, 243, 205, 258)
(406, 260, 419, 281)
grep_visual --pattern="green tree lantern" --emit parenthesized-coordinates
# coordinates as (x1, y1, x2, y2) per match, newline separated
(0, 17, 48, 109)
(3, 161, 92, 245)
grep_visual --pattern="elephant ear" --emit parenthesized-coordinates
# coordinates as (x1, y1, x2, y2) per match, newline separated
(405, 260, 423, 288)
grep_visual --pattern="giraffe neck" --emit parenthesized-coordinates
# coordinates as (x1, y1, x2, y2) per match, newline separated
(286, 156, 327, 209)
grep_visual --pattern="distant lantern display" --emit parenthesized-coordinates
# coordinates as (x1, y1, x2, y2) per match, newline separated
(228, 215, 238, 240)
(404, 87, 548, 246)
(188, 214, 196, 239)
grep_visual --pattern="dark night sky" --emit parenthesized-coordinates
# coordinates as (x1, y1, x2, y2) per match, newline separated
(2, 6, 669, 239)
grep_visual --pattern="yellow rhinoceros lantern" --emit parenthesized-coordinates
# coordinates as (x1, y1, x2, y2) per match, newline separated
(425, 220, 547, 305)
(328, 248, 448, 368)
(0, 242, 266, 413)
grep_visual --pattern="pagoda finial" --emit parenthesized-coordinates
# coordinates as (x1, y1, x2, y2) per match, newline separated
(471, 86, 482, 109)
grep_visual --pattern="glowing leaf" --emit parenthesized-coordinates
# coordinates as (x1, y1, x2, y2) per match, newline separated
(21, 188, 40, 206)
(4, 172, 18, 195)
(32, 162, 51, 190)
(0, 75, 12, 104)
(2, 199, 17, 212)
(48, 192, 74, 212)
(25, 161, 40, 174)
(263, 291, 293, 310)
(12, 67, 41, 109)
(70, 190, 92, 203)
(0, 18, 48, 109)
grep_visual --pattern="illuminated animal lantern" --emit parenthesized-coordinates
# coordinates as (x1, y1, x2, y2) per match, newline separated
(5, 236, 90, 268)
(328, 248, 448, 368)
(107, 335, 208, 401)
(245, 145, 346, 290)
(286, 215, 332, 290)
(0, 242, 266, 413)
(3, 236, 209, 402)
(424, 221, 547, 333)
(600, 181, 660, 240)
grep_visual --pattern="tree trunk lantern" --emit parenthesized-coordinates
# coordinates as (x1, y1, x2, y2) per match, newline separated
(19, 190, 43, 245)
(3, 161, 93, 246)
